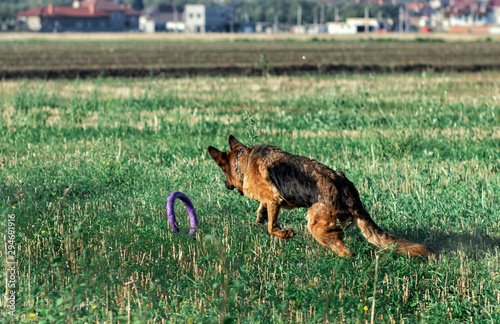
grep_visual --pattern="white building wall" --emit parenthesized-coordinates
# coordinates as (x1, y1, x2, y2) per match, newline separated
(17, 16, 42, 31)
(450, 13, 488, 26)
(493, 7, 500, 24)
(327, 23, 356, 35)
(185, 4, 205, 33)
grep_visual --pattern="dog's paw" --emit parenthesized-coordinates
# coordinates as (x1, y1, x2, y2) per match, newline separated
(255, 218, 267, 225)
(278, 227, 296, 239)
(336, 249, 353, 257)
(255, 213, 268, 225)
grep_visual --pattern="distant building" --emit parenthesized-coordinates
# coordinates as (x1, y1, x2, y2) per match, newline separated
(448, 0, 489, 26)
(139, 4, 184, 33)
(407, 1, 439, 32)
(445, 0, 500, 33)
(346, 18, 379, 32)
(490, 0, 500, 25)
(184, 4, 235, 33)
(326, 18, 379, 35)
(327, 22, 357, 35)
(255, 22, 273, 34)
(290, 25, 306, 34)
(15, 0, 140, 32)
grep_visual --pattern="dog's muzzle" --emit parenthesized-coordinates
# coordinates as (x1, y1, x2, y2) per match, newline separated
(225, 179, 235, 190)
(225, 179, 244, 196)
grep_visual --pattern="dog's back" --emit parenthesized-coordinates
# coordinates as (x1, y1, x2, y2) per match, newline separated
(248, 145, 361, 210)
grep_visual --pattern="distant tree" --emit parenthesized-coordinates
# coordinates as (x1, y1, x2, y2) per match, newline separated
(132, 0, 144, 11)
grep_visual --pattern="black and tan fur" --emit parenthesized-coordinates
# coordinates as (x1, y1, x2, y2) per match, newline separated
(207, 135, 434, 257)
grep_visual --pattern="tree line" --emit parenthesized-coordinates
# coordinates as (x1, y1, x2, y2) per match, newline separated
(1, 0, 403, 29)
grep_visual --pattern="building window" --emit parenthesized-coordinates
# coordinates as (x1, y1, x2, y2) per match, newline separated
(76, 21, 83, 29)
(189, 13, 193, 18)
(197, 14, 201, 18)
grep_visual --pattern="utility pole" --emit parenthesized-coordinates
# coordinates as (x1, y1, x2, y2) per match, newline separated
(364, 7, 369, 33)
(399, 5, 403, 32)
(334, 6, 339, 22)
(273, 14, 278, 33)
(405, 3, 410, 32)
(470, 3, 476, 25)
(439, 6, 444, 32)
(229, 11, 234, 33)
(314, 10, 318, 26)
(297, 5, 302, 26)
(378, 10, 382, 31)
(320, 4, 325, 32)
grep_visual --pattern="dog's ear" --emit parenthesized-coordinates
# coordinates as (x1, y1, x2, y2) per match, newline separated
(207, 146, 224, 165)
(228, 135, 246, 150)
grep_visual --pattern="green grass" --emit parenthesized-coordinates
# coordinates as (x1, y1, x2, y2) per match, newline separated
(0, 73, 499, 323)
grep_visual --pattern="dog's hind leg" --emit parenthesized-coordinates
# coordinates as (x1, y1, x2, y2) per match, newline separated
(307, 204, 352, 257)
(255, 202, 268, 225)
(267, 203, 295, 239)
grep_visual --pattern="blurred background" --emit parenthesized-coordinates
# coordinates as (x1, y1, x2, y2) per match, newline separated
(1, 0, 500, 79)
(2, 0, 500, 35)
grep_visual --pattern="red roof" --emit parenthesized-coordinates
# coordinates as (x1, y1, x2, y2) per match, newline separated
(448, 0, 491, 15)
(450, 0, 500, 8)
(15, 5, 110, 18)
(15, 6, 44, 17)
(489, 0, 500, 7)
(80, 0, 121, 12)
(79, 0, 141, 16)
(124, 8, 141, 16)
(408, 2, 431, 10)
(15, 1, 141, 18)
(451, 0, 478, 5)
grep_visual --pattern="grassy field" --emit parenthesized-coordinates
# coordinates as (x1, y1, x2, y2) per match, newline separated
(0, 72, 499, 323)
(1, 37, 500, 78)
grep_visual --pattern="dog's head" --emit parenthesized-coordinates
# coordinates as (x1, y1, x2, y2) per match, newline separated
(207, 135, 247, 195)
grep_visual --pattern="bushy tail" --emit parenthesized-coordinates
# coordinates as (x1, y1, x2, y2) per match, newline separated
(354, 211, 435, 257)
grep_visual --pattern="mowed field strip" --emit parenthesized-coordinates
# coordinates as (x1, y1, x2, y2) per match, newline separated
(1, 34, 500, 78)
(0, 72, 499, 322)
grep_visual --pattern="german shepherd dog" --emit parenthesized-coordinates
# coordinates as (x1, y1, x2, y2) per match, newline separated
(207, 135, 434, 257)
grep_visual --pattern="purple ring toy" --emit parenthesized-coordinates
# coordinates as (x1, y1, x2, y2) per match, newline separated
(166, 191, 198, 235)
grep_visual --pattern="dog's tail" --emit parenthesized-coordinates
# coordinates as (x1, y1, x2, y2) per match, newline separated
(353, 211, 435, 256)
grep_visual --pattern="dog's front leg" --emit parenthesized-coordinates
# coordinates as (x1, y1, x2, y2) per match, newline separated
(267, 203, 295, 239)
(256, 202, 268, 225)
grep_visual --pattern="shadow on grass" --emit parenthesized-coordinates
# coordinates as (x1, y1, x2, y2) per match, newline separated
(241, 219, 498, 257)
(390, 226, 500, 256)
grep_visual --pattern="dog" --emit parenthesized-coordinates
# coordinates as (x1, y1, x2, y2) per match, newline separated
(207, 135, 434, 257)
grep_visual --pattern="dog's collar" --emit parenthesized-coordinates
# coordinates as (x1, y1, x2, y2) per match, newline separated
(235, 147, 246, 172)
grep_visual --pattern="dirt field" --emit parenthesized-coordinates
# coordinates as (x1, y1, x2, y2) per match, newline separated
(1, 33, 499, 78)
